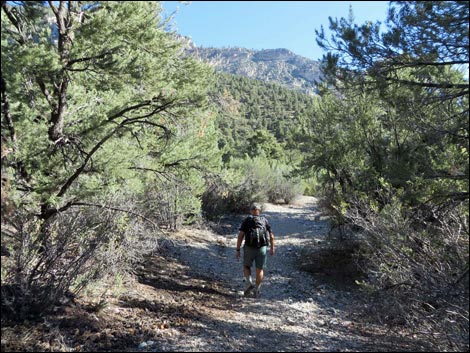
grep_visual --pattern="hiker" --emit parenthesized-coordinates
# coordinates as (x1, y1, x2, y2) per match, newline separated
(235, 202, 275, 298)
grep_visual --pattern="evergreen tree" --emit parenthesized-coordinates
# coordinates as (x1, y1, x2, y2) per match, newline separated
(317, 1, 469, 96)
(313, 1, 469, 204)
(0, 1, 218, 308)
(304, 2, 469, 347)
(1, 1, 214, 226)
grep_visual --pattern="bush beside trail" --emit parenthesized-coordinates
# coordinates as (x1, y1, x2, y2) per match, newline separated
(202, 156, 304, 217)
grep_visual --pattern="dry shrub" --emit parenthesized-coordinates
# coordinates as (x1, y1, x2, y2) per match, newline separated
(300, 224, 367, 286)
(343, 198, 469, 351)
(1, 197, 159, 320)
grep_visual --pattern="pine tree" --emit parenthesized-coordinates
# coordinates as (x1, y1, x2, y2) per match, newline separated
(1, 1, 221, 312)
(1, 2, 214, 237)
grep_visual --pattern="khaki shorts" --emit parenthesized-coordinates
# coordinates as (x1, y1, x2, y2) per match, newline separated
(243, 246, 267, 269)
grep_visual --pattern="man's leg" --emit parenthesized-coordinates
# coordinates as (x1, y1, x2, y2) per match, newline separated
(254, 247, 267, 297)
(243, 246, 255, 296)
(255, 268, 264, 287)
(244, 265, 252, 284)
(243, 265, 254, 295)
(243, 265, 251, 278)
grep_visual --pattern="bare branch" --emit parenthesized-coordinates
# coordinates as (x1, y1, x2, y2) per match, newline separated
(55, 127, 116, 198)
(36, 78, 55, 108)
(66, 48, 120, 68)
(71, 202, 159, 228)
(385, 77, 469, 90)
(1, 76, 17, 149)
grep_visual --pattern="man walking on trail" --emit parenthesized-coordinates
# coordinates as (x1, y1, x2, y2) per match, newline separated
(236, 202, 275, 298)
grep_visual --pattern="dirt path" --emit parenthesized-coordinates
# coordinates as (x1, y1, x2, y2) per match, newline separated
(0, 196, 436, 352)
(129, 196, 426, 352)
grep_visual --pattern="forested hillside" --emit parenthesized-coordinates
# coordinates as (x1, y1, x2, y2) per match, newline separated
(209, 72, 316, 158)
(200, 72, 312, 216)
(1, 1, 468, 352)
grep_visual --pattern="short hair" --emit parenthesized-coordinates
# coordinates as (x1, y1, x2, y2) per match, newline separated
(250, 202, 262, 211)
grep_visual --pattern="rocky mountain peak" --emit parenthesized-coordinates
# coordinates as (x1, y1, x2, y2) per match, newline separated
(184, 44, 322, 95)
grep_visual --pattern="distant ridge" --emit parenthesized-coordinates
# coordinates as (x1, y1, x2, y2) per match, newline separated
(182, 39, 322, 95)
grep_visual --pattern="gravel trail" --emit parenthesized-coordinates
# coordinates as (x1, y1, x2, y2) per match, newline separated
(134, 196, 426, 352)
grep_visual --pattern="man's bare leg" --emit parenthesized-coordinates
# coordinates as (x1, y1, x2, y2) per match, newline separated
(255, 268, 264, 297)
(244, 265, 254, 296)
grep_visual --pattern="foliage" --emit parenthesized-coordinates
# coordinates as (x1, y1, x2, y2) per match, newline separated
(345, 197, 469, 350)
(201, 69, 315, 215)
(1, 1, 218, 315)
(209, 72, 316, 163)
(301, 1, 470, 349)
(202, 156, 303, 217)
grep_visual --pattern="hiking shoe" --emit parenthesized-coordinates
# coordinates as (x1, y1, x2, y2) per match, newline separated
(254, 288, 261, 298)
(244, 283, 254, 297)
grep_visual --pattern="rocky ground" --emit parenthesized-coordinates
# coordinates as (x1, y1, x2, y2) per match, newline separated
(1, 196, 432, 352)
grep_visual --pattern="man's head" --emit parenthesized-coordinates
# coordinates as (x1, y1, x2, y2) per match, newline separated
(250, 202, 262, 215)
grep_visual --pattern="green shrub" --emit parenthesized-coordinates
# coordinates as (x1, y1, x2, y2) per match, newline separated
(201, 156, 304, 216)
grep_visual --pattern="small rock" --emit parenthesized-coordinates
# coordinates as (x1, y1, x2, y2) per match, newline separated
(327, 308, 337, 315)
(138, 342, 148, 349)
(330, 318, 339, 325)
(285, 317, 296, 325)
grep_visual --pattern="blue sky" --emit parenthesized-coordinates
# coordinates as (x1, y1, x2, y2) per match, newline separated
(161, 1, 390, 61)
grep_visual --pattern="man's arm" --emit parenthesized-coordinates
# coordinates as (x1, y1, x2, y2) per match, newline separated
(265, 219, 275, 256)
(236, 231, 244, 259)
(269, 231, 275, 255)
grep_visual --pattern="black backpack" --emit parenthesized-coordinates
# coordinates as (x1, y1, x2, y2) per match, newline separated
(245, 215, 269, 248)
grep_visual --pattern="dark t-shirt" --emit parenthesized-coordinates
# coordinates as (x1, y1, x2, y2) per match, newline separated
(239, 215, 272, 234)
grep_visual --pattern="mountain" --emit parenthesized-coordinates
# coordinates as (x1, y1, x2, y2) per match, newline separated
(185, 43, 322, 95)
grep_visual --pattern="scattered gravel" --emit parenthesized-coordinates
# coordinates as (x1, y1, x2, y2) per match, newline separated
(137, 196, 427, 352)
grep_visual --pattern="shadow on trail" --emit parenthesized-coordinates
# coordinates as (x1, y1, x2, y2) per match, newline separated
(133, 201, 433, 352)
(118, 294, 433, 352)
(136, 252, 235, 301)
